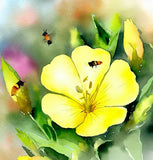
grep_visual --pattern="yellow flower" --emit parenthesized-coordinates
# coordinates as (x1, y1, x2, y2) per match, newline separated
(124, 19, 144, 60)
(41, 46, 139, 137)
(17, 156, 49, 160)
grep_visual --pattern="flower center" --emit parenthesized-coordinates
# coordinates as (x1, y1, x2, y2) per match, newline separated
(75, 76, 98, 113)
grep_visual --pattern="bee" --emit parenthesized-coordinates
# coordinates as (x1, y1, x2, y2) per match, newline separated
(11, 80, 24, 96)
(88, 61, 102, 68)
(42, 30, 52, 45)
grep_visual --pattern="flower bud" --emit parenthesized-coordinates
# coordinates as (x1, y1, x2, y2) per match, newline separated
(124, 19, 144, 61)
(1, 57, 32, 114)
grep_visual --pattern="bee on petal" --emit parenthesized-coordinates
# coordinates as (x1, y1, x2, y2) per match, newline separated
(88, 61, 102, 68)
(11, 80, 24, 96)
(42, 30, 52, 45)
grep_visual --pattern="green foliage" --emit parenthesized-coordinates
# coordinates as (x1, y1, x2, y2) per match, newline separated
(128, 44, 143, 75)
(70, 28, 84, 48)
(94, 138, 112, 160)
(8, 113, 89, 160)
(93, 14, 121, 57)
(39, 147, 68, 160)
(137, 43, 153, 89)
(92, 15, 110, 46)
(97, 129, 142, 160)
(98, 141, 131, 160)
(132, 75, 153, 124)
(139, 76, 153, 100)
(126, 76, 153, 130)
(16, 129, 38, 154)
(124, 129, 143, 160)
(22, 146, 35, 157)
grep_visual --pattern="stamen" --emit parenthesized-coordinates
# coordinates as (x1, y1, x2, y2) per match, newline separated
(83, 76, 88, 82)
(80, 97, 85, 99)
(75, 85, 83, 93)
(89, 81, 92, 89)
(86, 90, 90, 95)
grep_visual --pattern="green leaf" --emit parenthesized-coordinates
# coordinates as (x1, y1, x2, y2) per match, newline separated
(28, 84, 51, 129)
(94, 34, 108, 50)
(107, 32, 120, 57)
(22, 146, 35, 157)
(92, 14, 121, 57)
(43, 124, 57, 141)
(109, 13, 121, 33)
(129, 44, 143, 74)
(139, 76, 153, 100)
(98, 142, 132, 160)
(1, 57, 20, 101)
(70, 28, 84, 48)
(16, 129, 38, 153)
(94, 138, 112, 160)
(124, 129, 143, 160)
(40, 147, 68, 160)
(8, 113, 89, 159)
(107, 13, 121, 57)
(133, 95, 153, 124)
(126, 76, 153, 129)
(92, 15, 110, 45)
(137, 43, 153, 89)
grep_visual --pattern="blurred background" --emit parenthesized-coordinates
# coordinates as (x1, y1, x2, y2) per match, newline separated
(0, 0, 153, 159)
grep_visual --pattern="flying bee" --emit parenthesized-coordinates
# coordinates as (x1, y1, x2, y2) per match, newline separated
(11, 80, 24, 96)
(42, 30, 52, 45)
(88, 61, 102, 68)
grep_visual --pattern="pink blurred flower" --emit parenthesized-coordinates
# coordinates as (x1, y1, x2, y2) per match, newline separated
(16, 6, 38, 26)
(1, 45, 38, 79)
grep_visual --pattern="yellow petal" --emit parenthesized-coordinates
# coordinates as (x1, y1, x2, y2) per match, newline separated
(96, 60, 139, 106)
(76, 107, 127, 137)
(42, 93, 86, 128)
(72, 46, 110, 93)
(17, 156, 30, 160)
(17, 156, 49, 160)
(124, 19, 143, 60)
(41, 55, 83, 102)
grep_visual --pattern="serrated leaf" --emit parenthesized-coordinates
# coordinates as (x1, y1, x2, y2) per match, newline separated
(1, 57, 20, 101)
(124, 129, 143, 160)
